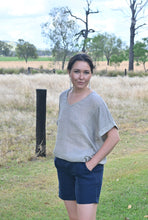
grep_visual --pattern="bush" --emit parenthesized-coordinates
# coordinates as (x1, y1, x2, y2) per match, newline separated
(0, 68, 26, 74)
(95, 70, 125, 77)
(128, 71, 148, 77)
(0, 68, 4, 74)
(56, 69, 67, 74)
(95, 69, 148, 77)
(19, 67, 26, 73)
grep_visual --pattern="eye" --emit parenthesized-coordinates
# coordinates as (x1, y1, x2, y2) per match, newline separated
(84, 71, 90, 74)
(74, 70, 80, 73)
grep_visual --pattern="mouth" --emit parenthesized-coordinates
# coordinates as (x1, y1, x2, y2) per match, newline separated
(77, 81, 85, 84)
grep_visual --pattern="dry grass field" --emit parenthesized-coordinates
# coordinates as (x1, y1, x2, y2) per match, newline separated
(0, 60, 148, 72)
(0, 74, 148, 165)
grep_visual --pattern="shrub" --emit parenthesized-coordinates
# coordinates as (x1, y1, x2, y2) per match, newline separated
(95, 70, 125, 77)
(0, 68, 4, 74)
(19, 67, 26, 73)
(56, 69, 67, 74)
(128, 71, 148, 77)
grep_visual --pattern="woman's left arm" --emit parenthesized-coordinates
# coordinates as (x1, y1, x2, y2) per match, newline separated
(86, 127, 120, 171)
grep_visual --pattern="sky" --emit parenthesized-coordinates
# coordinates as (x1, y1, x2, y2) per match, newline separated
(0, 0, 148, 50)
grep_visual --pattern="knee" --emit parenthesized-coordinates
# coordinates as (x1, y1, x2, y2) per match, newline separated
(69, 214, 78, 220)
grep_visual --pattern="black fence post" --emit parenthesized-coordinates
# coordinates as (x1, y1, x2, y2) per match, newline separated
(28, 67, 31, 74)
(36, 89, 47, 157)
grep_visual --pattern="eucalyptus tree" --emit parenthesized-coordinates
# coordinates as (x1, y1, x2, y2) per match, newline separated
(88, 34, 105, 62)
(0, 41, 13, 56)
(15, 39, 38, 63)
(103, 33, 123, 65)
(134, 38, 148, 71)
(128, 0, 148, 71)
(41, 7, 79, 70)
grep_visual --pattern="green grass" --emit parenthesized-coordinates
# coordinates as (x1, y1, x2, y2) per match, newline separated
(0, 56, 53, 62)
(100, 154, 147, 220)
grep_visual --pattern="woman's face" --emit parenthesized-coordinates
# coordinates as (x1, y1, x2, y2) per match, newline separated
(69, 61, 92, 90)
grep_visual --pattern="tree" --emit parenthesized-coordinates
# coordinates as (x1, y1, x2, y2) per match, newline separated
(110, 52, 125, 69)
(15, 39, 38, 63)
(134, 38, 148, 71)
(41, 7, 78, 70)
(88, 34, 105, 63)
(128, 0, 148, 71)
(103, 33, 123, 65)
(65, 0, 99, 52)
(0, 41, 12, 56)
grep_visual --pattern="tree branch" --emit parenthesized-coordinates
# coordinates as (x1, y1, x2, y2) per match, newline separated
(88, 10, 99, 14)
(64, 8, 86, 24)
(135, 0, 148, 18)
(135, 22, 146, 30)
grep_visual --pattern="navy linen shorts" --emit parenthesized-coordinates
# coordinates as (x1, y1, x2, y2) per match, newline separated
(54, 157, 104, 204)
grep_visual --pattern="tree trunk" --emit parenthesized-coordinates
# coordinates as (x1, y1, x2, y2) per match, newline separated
(82, 40, 86, 52)
(82, 10, 89, 52)
(128, 24, 135, 71)
(143, 62, 146, 72)
(128, 1, 136, 71)
(62, 53, 67, 70)
(107, 57, 110, 66)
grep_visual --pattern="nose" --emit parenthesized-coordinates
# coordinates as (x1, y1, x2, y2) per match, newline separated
(79, 72, 84, 79)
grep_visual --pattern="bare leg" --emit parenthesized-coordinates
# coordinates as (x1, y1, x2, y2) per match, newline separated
(77, 203, 97, 220)
(64, 201, 97, 220)
(64, 200, 78, 220)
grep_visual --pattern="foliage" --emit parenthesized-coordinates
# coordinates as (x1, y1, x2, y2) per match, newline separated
(88, 33, 124, 66)
(15, 39, 38, 63)
(0, 68, 26, 74)
(0, 41, 13, 56)
(134, 38, 148, 72)
(88, 34, 105, 61)
(96, 70, 125, 77)
(103, 33, 123, 65)
(41, 7, 79, 70)
(110, 51, 125, 66)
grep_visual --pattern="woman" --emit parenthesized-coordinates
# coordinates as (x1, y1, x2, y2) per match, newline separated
(54, 53, 120, 220)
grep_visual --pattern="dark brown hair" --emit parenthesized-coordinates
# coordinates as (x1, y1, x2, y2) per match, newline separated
(67, 53, 95, 73)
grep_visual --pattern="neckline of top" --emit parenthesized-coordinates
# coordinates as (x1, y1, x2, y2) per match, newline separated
(66, 89, 95, 106)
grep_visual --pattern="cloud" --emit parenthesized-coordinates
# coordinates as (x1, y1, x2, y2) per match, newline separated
(104, 0, 128, 10)
(0, 0, 48, 17)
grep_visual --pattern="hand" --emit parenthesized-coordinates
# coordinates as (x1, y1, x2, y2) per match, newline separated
(85, 161, 94, 171)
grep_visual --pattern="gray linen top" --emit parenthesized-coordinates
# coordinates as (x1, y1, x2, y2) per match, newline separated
(53, 89, 117, 164)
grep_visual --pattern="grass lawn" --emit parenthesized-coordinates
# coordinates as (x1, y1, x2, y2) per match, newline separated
(0, 56, 53, 62)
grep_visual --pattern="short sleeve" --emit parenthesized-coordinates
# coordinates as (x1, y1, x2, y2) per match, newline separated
(97, 99, 118, 137)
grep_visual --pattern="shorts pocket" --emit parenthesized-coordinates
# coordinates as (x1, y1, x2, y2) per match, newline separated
(83, 162, 92, 173)
(83, 162, 104, 173)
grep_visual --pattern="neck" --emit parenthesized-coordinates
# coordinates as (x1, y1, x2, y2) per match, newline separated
(71, 87, 91, 95)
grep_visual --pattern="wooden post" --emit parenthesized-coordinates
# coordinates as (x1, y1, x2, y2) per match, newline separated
(125, 68, 127, 76)
(36, 89, 47, 157)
